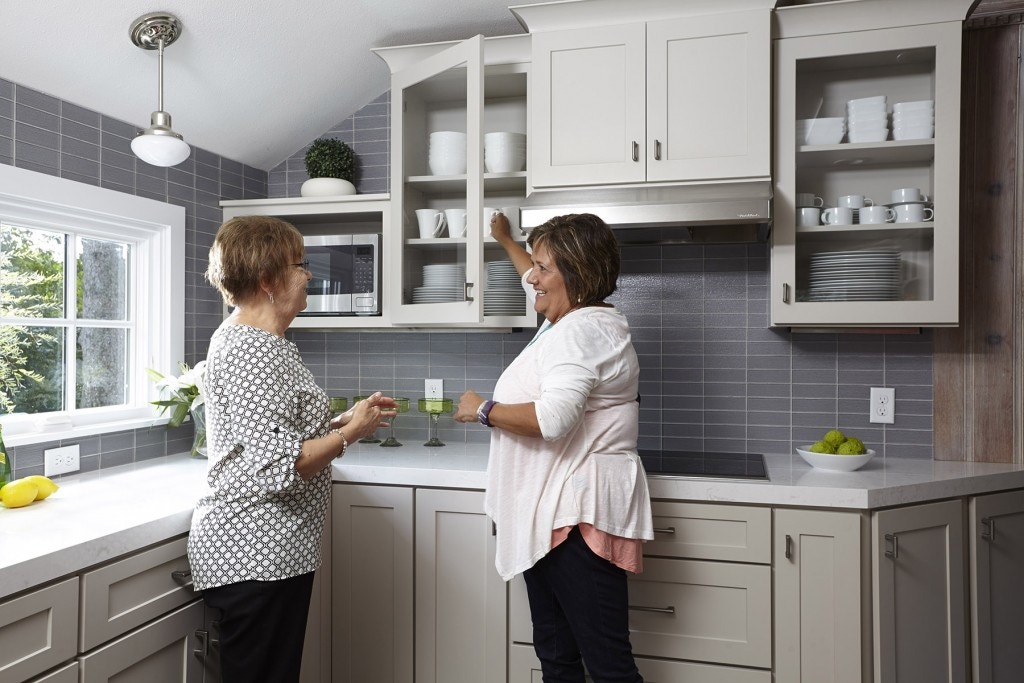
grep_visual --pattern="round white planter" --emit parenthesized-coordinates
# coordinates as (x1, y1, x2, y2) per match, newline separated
(300, 177, 356, 197)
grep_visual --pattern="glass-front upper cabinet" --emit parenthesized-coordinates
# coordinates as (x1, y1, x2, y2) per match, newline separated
(377, 34, 537, 328)
(771, 12, 967, 328)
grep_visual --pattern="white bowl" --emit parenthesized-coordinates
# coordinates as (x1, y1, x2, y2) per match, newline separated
(892, 113, 934, 125)
(797, 447, 876, 472)
(805, 130, 845, 145)
(847, 95, 887, 107)
(846, 112, 887, 126)
(846, 102, 887, 116)
(892, 124, 934, 140)
(893, 99, 934, 113)
(848, 129, 888, 144)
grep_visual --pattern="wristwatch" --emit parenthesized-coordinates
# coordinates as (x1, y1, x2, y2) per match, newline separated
(477, 400, 497, 428)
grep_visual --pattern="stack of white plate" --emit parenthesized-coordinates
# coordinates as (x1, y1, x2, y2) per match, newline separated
(484, 132, 526, 173)
(484, 260, 526, 315)
(428, 131, 467, 175)
(892, 100, 934, 140)
(412, 263, 466, 303)
(806, 250, 902, 302)
(796, 117, 845, 145)
(846, 95, 888, 143)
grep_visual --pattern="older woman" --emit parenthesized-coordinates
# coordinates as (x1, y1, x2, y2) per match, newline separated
(188, 215, 394, 683)
(456, 212, 653, 683)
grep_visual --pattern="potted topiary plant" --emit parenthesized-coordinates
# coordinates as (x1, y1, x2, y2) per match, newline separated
(300, 137, 357, 197)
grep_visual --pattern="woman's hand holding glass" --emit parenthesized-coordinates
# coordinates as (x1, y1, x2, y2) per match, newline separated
(331, 391, 397, 442)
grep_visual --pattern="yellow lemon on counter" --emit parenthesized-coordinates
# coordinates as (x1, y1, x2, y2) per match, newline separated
(0, 479, 39, 508)
(21, 475, 58, 500)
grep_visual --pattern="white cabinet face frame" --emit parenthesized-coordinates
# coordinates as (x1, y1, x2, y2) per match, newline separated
(772, 22, 962, 327)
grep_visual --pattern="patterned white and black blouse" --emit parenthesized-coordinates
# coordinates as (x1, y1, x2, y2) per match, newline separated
(187, 323, 331, 591)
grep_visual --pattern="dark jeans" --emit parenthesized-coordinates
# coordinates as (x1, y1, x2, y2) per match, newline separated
(201, 572, 315, 683)
(523, 526, 644, 683)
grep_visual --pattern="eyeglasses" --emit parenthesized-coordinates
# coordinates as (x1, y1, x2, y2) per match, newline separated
(291, 260, 310, 271)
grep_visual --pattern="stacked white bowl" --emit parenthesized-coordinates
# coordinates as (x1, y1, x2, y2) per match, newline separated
(428, 131, 467, 175)
(796, 117, 845, 146)
(846, 96, 888, 143)
(484, 132, 526, 173)
(892, 100, 934, 140)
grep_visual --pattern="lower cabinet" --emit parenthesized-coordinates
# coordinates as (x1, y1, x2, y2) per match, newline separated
(332, 484, 506, 683)
(0, 576, 78, 682)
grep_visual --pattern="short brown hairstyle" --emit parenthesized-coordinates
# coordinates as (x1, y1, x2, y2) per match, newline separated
(206, 216, 304, 306)
(527, 213, 620, 306)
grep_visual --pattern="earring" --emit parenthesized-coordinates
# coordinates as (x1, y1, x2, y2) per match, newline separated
(268, 291, 275, 304)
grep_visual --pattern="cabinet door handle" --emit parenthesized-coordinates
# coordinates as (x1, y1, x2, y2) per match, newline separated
(654, 139, 662, 161)
(785, 534, 793, 560)
(628, 604, 675, 614)
(653, 526, 676, 535)
(884, 532, 899, 559)
(464, 282, 474, 302)
(981, 517, 995, 541)
(172, 569, 193, 586)
(193, 629, 209, 659)
(782, 283, 791, 304)
(632, 141, 639, 162)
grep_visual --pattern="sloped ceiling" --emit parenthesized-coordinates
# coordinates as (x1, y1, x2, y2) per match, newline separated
(0, 1, 525, 170)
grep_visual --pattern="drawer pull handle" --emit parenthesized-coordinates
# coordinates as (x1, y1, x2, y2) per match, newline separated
(632, 141, 639, 162)
(629, 605, 675, 615)
(884, 532, 899, 559)
(783, 282, 791, 304)
(653, 526, 676, 535)
(981, 517, 995, 541)
(654, 139, 662, 160)
(172, 569, 193, 585)
(194, 629, 209, 658)
(465, 282, 474, 302)
(785, 534, 793, 560)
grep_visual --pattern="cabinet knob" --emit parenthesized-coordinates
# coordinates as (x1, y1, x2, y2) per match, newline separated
(632, 141, 639, 162)
(654, 139, 662, 161)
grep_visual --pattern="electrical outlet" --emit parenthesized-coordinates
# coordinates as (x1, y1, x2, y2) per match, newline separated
(44, 444, 80, 476)
(425, 379, 443, 399)
(870, 387, 895, 424)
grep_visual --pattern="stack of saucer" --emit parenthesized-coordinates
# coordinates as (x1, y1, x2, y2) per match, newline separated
(428, 131, 467, 175)
(412, 263, 466, 303)
(846, 95, 888, 143)
(484, 260, 526, 315)
(892, 100, 934, 140)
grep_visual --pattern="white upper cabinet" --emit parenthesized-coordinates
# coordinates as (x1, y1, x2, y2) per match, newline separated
(522, 3, 772, 189)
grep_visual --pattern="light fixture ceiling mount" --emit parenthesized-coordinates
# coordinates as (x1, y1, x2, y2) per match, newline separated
(129, 12, 191, 167)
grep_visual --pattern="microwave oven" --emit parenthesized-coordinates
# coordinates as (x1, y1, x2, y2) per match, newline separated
(301, 234, 381, 316)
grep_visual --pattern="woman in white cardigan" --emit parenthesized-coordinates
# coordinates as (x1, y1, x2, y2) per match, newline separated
(456, 212, 653, 683)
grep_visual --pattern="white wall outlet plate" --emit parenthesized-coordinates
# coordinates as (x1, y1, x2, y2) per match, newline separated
(870, 387, 895, 424)
(44, 444, 80, 476)
(425, 379, 443, 399)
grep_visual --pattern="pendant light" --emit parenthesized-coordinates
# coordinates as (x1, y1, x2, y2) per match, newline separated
(129, 12, 190, 167)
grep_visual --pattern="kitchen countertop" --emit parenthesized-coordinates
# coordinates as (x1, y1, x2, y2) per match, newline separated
(3, 446, 1023, 601)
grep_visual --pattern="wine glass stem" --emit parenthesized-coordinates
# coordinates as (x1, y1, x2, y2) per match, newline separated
(430, 412, 439, 440)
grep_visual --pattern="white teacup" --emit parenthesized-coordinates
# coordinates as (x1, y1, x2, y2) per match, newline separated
(891, 187, 930, 204)
(894, 204, 934, 223)
(798, 207, 821, 227)
(415, 209, 446, 239)
(838, 194, 874, 209)
(444, 209, 467, 238)
(483, 207, 499, 232)
(499, 207, 521, 233)
(821, 207, 854, 225)
(859, 205, 896, 224)
(796, 192, 824, 208)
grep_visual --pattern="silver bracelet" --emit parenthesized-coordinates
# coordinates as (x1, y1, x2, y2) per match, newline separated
(330, 427, 348, 456)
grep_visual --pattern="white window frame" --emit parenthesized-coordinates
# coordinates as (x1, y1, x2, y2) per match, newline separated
(0, 164, 184, 447)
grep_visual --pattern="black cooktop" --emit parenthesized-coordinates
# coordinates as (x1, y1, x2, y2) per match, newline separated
(639, 450, 769, 480)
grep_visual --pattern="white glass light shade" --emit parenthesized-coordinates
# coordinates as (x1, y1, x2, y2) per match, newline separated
(132, 111, 190, 167)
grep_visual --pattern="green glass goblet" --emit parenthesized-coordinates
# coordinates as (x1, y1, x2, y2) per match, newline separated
(353, 395, 382, 443)
(329, 397, 348, 417)
(418, 397, 453, 447)
(379, 397, 410, 447)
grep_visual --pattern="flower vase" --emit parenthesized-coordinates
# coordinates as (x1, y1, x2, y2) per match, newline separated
(190, 404, 208, 458)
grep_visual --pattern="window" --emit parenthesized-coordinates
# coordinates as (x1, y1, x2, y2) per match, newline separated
(0, 164, 184, 446)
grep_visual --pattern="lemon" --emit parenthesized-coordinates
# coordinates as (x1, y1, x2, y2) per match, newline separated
(0, 479, 39, 508)
(21, 475, 58, 500)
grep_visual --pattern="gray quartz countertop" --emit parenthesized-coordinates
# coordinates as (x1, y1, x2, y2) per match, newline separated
(3, 446, 1023, 601)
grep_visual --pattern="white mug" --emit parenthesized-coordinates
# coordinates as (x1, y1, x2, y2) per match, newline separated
(796, 192, 824, 208)
(415, 209, 446, 239)
(859, 205, 896, 224)
(499, 207, 521, 233)
(798, 207, 821, 227)
(838, 194, 874, 209)
(891, 187, 930, 204)
(821, 207, 854, 225)
(444, 209, 467, 238)
(894, 204, 934, 223)
(482, 207, 499, 232)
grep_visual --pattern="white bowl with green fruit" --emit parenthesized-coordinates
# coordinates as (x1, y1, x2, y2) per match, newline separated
(797, 430, 875, 472)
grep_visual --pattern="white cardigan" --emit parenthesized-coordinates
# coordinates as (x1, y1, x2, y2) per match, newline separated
(485, 279, 654, 581)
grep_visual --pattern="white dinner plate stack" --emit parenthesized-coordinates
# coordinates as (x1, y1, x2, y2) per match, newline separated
(412, 263, 466, 303)
(484, 260, 526, 315)
(806, 250, 902, 302)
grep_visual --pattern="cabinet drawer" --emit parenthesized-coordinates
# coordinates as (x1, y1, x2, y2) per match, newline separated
(508, 643, 771, 683)
(0, 576, 78, 683)
(511, 557, 772, 669)
(29, 660, 78, 683)
(80, 536, 195, 651)
(78, 600, 204, 683)
(647, 501, 771, 563)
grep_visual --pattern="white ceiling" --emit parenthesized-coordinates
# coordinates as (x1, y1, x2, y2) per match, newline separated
(0, 1, 526, 171)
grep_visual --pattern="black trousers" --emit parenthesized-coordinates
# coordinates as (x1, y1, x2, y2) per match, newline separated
(201, 572, 315, 683)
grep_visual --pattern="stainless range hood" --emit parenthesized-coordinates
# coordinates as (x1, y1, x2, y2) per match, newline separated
(519, 180, 772, 245)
